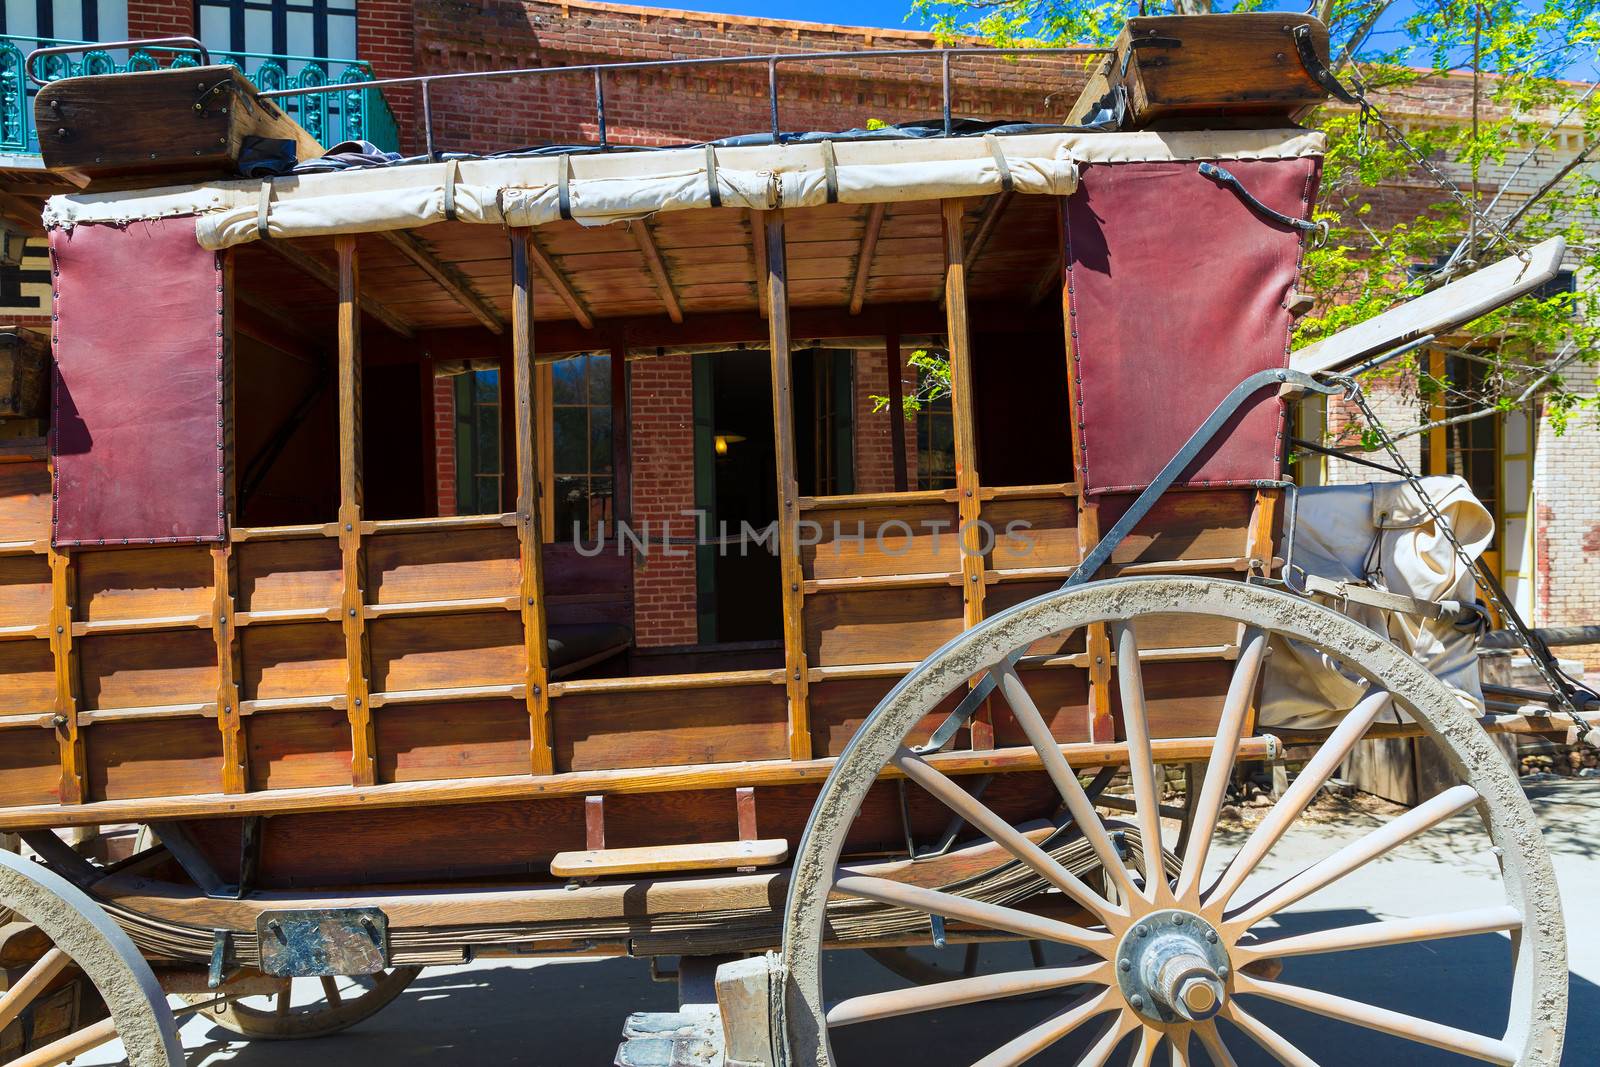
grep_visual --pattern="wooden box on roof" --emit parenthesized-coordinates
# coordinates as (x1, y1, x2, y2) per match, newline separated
(34, 64, 324, 186)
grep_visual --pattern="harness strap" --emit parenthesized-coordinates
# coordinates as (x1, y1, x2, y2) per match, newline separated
(820, 140, 839, 203)
(984, 134, 1013, 194)
(256, 179, 272, 240)
(443, 159, 459, 222)
(704, 144, 722, 208)
(558, 155, 573, 221)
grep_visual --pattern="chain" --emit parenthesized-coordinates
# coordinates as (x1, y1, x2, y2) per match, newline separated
(1331, 376, 1595, 737)
(1347, 78, 1523, 273)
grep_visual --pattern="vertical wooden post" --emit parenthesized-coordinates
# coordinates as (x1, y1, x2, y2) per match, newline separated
(47, 548, 83, 804)
(215, 250, 246, 793)
(1427, 347, 1447, 476)
(885, 332, 908, 493)
(610, 342, 631, 528)
(765, 211, 811, 762)
(512, 230, 554, 776)
(941, 199, 991, 749)
(335, 236, 376, 786)
(1055, 200, 1114, 743)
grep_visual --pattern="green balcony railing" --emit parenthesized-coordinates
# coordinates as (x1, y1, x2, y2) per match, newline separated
(0, 35, 400, 158)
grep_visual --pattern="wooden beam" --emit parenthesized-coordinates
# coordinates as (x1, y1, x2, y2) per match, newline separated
(526, 231, 595, 331)
(47, 549, 84, 804)
(379, 229, 505, 334)
(629, 219, 684, 324)
(235, 289, 324, 362)
(215, 252, 246, 794)
(885, 332, 908, 493)
(751, 209, 768, 319)
(766, 210, 810, 762)
(964, 191, 1012, 273)
(942, 197, 989, 749)
(263, 239, 416, 339)
(511, 231, 554, 776)
(848, 202, 887, 316)
(1029, 251, 1064, 307)
(335, 236, 376, 787)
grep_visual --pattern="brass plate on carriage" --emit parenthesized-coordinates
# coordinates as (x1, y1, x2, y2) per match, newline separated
(256, 907, 389, 978)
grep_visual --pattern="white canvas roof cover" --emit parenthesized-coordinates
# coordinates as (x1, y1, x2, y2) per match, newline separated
(41, 128, 1325, 250)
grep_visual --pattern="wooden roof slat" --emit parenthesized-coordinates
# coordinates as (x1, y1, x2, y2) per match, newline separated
(378, 229, 506, 334)
(628, 219, 684, 324)
(525, 230, 596, 331)
(261, 240, 416, 338)
(849, 202, 887, 316)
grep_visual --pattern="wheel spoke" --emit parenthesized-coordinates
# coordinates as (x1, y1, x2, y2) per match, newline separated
(833, 874, 1115, 950)
(7, 1015, 118, 1067)
(1080, 1013, 1138, 1067)
(276, 986, 291, 1016)
(1132, 1024, 1163, 1067)
(894, 749, 1125, 927)
(995, 665, 1139, 902)
(1195, 1020, 1239, 1067)
(826, 961, 1109, 1027)
(969, 988, 1115, 1067)
(1110, 623, 1170, 903)
(0, 946, 69, 1032)
(1233, 973, 1516, 1064)
(1204, 689, 1394, 912)
(1175, 629, 1267, 903)
(1223, 784, 1479, 935)
(1168, 1026, 1193, 1067)
(320, 974, 344, 1006)
(1223, 1002, 1320, 1067)
(1234, 905, 1522, 962)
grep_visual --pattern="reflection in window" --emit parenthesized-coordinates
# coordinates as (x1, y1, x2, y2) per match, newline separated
(916, 367, 955, 490)
(551, 352, 613, 541)
(454, 368, 502, 515)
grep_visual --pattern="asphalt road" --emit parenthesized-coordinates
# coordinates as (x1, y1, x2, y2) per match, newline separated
(80, 776, 1598, 1066)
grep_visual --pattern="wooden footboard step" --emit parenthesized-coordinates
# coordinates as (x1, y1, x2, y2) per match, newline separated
(550, 839, 790, 878)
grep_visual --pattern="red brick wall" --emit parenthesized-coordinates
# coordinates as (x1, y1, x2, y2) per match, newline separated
(852, 347, 917, 493)
(408, 0, 1085, 155)
(433, 373, 457, 516)
(357, 0, 421, 152)
(629, 353, 698, 646)
(127, 0, 191, 39)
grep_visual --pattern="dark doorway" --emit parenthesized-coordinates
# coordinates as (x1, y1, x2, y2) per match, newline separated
(693, 349, 853, 644)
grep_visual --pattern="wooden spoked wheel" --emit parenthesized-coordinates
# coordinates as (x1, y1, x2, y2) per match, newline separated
(781, 577, 1566, 1067)
(0, 848, 182, 1067)
(184, 967, 420, 1040)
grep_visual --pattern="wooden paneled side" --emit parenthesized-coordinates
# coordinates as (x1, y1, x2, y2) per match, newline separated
(335, 236, 375, 786)
(377, 700, 534, 783)
(0, 728, 59, 806)
(0, 460, 50, 546)
(808, 676, 959, 758)
(78, 630, 217, 710)
(366, 527, 519, 605)
(0, 639, 55, 711)
(804, 586, 964, 667)
(1096, 489, 1255, 566)
(992, 667, 1093, 748)
(86, 718, 223, 801)
(765, 211, 810, 761)
(0, 556, 53, 628)
(1117, 658, 1233, 739)
(801, 501, 961, 580)
(985, 496, 1081, 571)
(234, 537, 342, 615)
(552, 683, 789, 772)
(368, 613, 525, 692)
(246, 708, 354, 791)
(73, 546, 214, 622)
(511, 231, 553, 775)
(542, 546, 630, 627)
(239, 622, 345, 701)
(214, 547, 246, 792)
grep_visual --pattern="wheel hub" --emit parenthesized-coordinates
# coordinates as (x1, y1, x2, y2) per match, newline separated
(1114, 909, 1230, 1024)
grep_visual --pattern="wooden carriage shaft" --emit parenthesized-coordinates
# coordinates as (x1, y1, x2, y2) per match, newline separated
(512, 230, 555, 776)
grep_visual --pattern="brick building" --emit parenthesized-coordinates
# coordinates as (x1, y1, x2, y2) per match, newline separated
(0, 0, 1594, 655)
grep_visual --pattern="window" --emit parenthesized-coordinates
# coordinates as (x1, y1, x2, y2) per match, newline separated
(548, 352, 613, 542)
(1421, 352, 1499, 521)
(454, 368, 502, 516)
(1, 0, 125, 42)
(915, 366, 955, 490)
(196, 0, 356, 61)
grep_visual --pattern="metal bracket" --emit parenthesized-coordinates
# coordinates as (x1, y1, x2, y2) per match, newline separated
(257, 908, 389, 978)
(149, 820, 236, 900)
(207, 929, 231, 989)
(1291, 23, 1359, 105)
(1199, 163, 1324, 238)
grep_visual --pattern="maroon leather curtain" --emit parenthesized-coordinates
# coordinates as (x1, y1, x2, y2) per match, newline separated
(51, 217, 226, 546)
(1063, 157, 1321, 495)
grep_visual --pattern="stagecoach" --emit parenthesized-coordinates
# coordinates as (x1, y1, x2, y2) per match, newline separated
(0, 13, 1581, 1066)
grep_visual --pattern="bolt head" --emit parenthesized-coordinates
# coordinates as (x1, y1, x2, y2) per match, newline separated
(1172, 914, 1185, 925)
(1135, 925, 1148, 937)
(1119, 958, 1131, 972)
(1205, 930, 1218, 943)
(1217, 964, 1230, 978)
(1129, 994, 1144, 1010)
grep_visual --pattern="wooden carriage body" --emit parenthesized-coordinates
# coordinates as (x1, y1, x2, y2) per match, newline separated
(0, 18, 1329, 959)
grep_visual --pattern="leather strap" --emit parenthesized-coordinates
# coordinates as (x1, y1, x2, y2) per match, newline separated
(820, 140, 839, 203)
(443, 159, 459, 221)
(704, 144, 722, 208)
(558, 155, 573, 221)
(985, 134, 1013, 194)
(256, 179, 272, 240)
